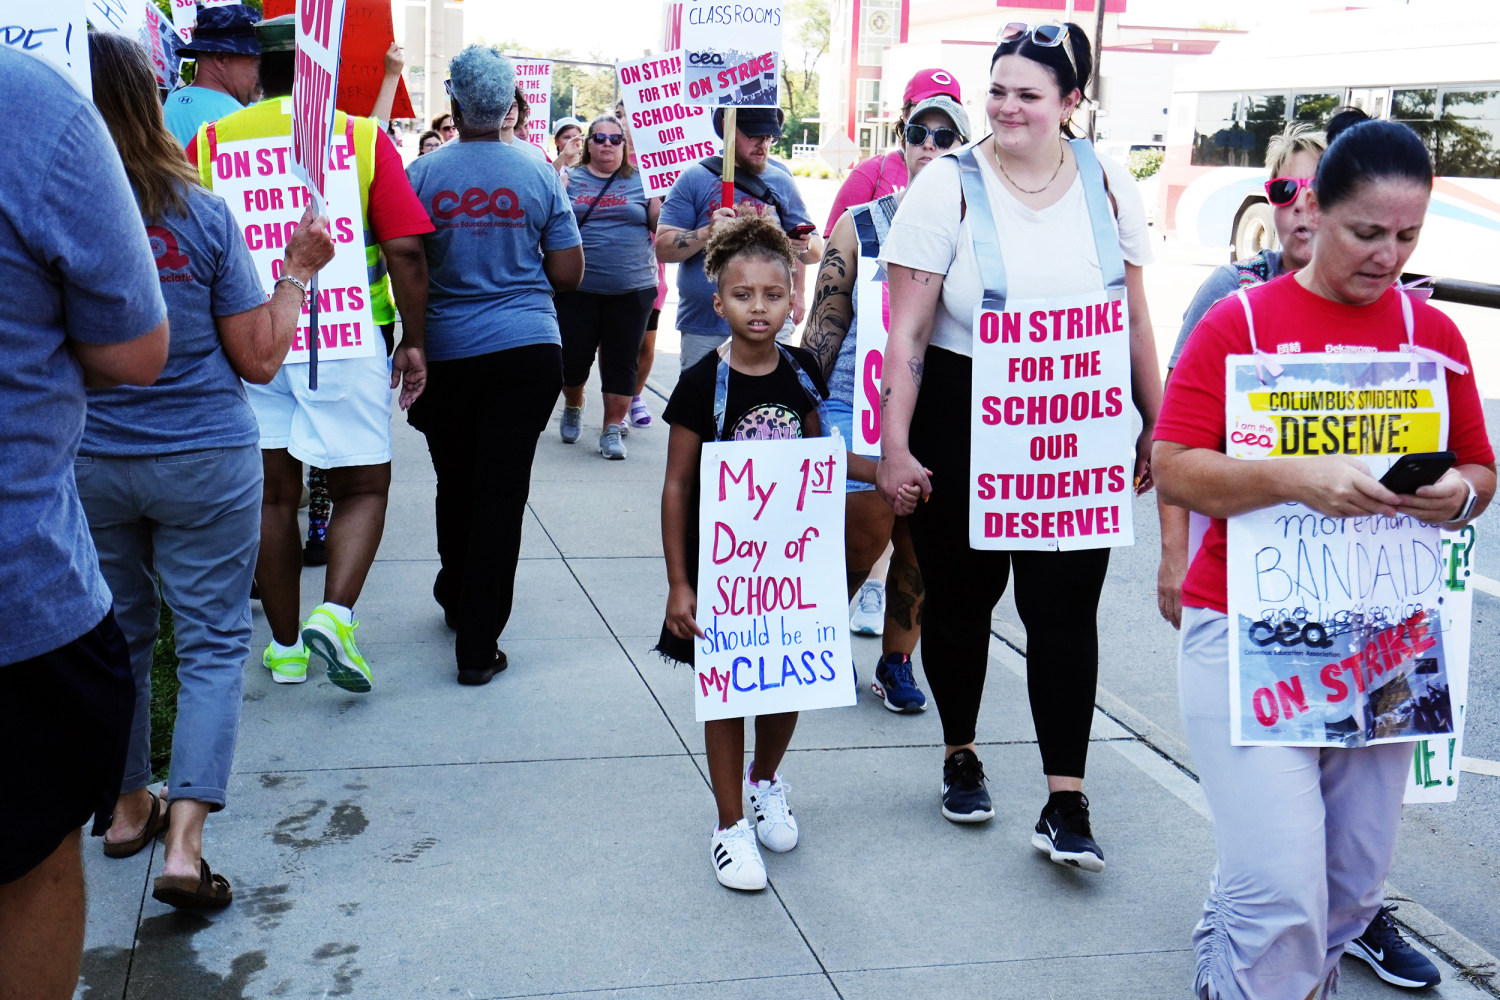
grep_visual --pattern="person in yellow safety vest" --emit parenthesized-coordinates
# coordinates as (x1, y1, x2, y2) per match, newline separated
(188, 13, 434, 694)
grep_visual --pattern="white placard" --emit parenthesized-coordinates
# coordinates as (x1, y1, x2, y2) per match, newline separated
(851, 252, 887, 458)
(169, 0, 194, 44)
(208, 128, 380, 364)
(679, 0, 781, 107)
(968, 290, 1137, 550)
(694, 436, 854, 722)
(617, 50, 718, 197)
(2, 0, 89, 93)
(1404, 527, 1473, 803)
(292, 0, 346, 213)
(514, 58, 551, 152)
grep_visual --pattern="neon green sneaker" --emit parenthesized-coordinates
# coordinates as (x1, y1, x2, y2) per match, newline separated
(301, 603, 372, 693)
(263, 642, 309, 684)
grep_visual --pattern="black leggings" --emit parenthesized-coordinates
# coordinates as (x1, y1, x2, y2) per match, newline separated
(906, 347, 1109, 778)
(557, 287, 656, 395)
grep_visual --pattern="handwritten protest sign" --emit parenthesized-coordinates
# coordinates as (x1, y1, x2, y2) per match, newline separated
(513, 59, 551, 151)
(265, 0, 413, 119)
(2, 0, 89, 92)
(617, 51, 718, 196)
(851, 254, 889, 458)
(292, 0, 346, 213)
(694, 436, 854, 722)
(679, 0, 781, 107)
(1225, 354, 1466, 748)
(967, 290, 1136, 550)
(209, 122, 379, 364)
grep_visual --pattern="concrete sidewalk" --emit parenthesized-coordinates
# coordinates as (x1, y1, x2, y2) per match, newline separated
(74, 358, 1488, 1000)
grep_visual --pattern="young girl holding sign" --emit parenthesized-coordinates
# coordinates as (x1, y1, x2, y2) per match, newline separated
(657, 215, 841, 891)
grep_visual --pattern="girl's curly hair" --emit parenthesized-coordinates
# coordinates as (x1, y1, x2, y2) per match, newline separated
(703, 213, 795, 284)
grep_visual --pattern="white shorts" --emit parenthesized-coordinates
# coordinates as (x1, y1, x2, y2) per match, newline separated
(245, 354, 393, 468)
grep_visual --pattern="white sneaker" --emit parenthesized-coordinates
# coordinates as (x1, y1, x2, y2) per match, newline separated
(747, 767, 799, 852)
(849, 579, 885, 636)
(710, 819, 767, 890)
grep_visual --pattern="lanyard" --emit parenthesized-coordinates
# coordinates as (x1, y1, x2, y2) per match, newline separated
(955, 137, 1126, 308)
(713, 343, 833, 440)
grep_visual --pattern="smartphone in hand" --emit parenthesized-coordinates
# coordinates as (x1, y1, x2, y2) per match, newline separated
(786, 223, 817, 238)
(1379, 451, 1456, 494)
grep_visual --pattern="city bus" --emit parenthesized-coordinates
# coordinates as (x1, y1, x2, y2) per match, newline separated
(1159, 0, 1500, 293)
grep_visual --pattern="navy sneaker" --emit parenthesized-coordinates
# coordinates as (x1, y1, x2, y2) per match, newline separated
(1347, 905, 1441, 989)
(941, 749, 994, 823)
(871, 652, 928, 713)
(1032, 792, 1105, 872)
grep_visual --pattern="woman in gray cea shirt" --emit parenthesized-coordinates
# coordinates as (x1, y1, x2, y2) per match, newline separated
(555, 113, 663, 460)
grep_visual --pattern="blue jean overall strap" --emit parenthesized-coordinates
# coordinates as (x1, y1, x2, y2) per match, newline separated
(713, 344, 833, 440)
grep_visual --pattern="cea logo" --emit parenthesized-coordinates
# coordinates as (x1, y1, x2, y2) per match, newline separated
(688, 51, 725, 65)
(431, 187, 525, 221)
(146, 226, 190, 271)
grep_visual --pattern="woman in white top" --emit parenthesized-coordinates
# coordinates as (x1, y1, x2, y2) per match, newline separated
(876, 21, 1161, 871)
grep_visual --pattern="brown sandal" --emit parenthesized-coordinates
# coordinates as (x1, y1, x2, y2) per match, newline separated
(102, 790, 169, 859)
(152, 858, 233, 909)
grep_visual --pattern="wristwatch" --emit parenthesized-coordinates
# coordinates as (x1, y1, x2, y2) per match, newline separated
(1444, 477, 1478, 524)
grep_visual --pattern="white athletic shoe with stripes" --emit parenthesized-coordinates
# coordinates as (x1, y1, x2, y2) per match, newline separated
(710, 819, 767, 891)
(747, 768, 799, 852)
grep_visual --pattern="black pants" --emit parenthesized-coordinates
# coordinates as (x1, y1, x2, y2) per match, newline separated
(556, 287, 656, 395)
(906, 347, 1109, 778)
(408, 344, 563, 668)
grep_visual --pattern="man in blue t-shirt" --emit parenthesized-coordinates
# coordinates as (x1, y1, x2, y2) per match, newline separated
(0, 47, 169, 1000)
(162, 4, 262, 149)
(655, 106, 822, 370)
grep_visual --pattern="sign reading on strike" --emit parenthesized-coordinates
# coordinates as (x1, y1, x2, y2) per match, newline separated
(210, 127, 379, 364)
(967, 290, 1136, 550)
(617, 50, 718, 196)
(694, 436, 854, 722)
(514, 59, 551, 151)
(3, 0, 90, 93)
(292, 0, 346, 213)
(678, 0, 782, 107)
(851, 253, 888, 458)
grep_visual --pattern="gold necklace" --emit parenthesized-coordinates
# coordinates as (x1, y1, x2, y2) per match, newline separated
(993, 137, 1066, 195)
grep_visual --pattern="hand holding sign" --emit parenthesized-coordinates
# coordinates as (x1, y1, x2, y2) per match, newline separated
(282, 202, 336, 281)
(667, 580, 707, 641)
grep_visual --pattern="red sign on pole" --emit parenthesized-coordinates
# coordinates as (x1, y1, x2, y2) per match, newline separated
(266, 0, 413, 119)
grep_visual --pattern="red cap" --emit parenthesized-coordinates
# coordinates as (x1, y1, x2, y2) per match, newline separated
(904, 68, 961, 105)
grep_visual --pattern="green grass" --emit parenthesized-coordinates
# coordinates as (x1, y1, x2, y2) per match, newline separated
(150, 602, 180, 783)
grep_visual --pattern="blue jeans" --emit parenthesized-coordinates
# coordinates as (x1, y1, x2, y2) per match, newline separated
(74, 444, 262, 809)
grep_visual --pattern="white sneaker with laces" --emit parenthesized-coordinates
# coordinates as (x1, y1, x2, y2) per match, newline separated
(849, 579, 885, 635)
(747, 766, 799, 852)
(710, 819, 767, 890)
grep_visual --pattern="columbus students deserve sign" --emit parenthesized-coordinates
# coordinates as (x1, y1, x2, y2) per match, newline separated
(514, 59, 551, 151)
(968, 290, 1137, 550)
(617, 50, 719, 195)
(678, 0, 781, 107)
(210, 119, 379, 364)
(694, 436, 854, 722)
(1225, 353, 1470, 749)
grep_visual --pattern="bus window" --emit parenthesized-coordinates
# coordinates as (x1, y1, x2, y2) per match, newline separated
(1438, 88, 1500, 179)
(1192, 92, 1241, 167)
(1293, 92, 1340, 123)
(1244, 93, 1288, 165)
(1392, 88, 1441, 163)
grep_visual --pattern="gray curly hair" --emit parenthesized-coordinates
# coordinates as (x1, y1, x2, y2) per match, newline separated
(446, 45, 516, 131)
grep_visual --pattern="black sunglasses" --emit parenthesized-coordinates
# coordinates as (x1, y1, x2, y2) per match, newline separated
(904, 123, 960, 149)
(589, 133, 625, 146)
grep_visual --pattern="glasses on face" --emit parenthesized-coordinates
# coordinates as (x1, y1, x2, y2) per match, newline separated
(1265, 176, 1313, 206)
(589, 133, 625, 146)
(904, 123, 960, 149)
(998, 21, 1079, 80)
(440, 125, 456, 134)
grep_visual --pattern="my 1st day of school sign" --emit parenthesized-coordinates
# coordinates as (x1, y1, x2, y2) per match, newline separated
(694, 436, 853, 722)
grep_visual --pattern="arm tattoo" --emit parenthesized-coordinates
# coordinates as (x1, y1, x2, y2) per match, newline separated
(802, 245, 854, 378)
(907, 269, 935, 285)
(879, 386, 892, 412)
(672, 228, 699, 250)
(907, 358, 924, 390)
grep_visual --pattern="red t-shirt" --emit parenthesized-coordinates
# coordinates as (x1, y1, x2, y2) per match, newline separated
(1154, 273, 1494, 613)
(824, 150, 906, 237)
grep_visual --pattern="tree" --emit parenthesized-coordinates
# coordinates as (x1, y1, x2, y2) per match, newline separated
(779, 0, 828, 154)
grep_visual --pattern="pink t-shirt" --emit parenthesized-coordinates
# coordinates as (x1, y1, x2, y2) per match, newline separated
(824, 150, 907, 236)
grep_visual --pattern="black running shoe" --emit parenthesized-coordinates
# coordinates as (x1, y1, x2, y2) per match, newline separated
(1032, 792, 1105, 872)
(941, 749, 994, 823)
(1347, 905, 1441, 989)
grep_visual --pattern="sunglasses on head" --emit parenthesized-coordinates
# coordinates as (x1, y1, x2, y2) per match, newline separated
(1265, 176, 1313, 206)
(998, 21, 1078, 80)
(589, 133, 625, 146)
(904, 123, 960, 149)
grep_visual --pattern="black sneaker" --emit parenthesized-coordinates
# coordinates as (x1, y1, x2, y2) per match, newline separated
(1347, 905, 1441, 989)
(941, 749, 994, 823)
(1032, 792, 1105, 872)
(457, 649, 508, 686)
(303, 538, 327, 566)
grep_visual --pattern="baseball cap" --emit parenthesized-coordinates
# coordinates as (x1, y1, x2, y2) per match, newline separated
(552, 116, 585, 137)
(904, 68, 961, 105)
(908, 95, 971, 143)
(177, 3, 261, 56)
(254, 13, 296, 53)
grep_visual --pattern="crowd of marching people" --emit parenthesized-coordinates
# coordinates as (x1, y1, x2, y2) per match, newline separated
(1, 7, 1495, 1000)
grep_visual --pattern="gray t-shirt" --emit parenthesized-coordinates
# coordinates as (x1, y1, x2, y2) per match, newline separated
(405, 140, 582, 361)
(1169, 249, 1284, 368)
(82, 184, 267, 457)
(567, 168, 657, 295)
(0, 49, 167, 665)
(658, 159, 813, 336)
